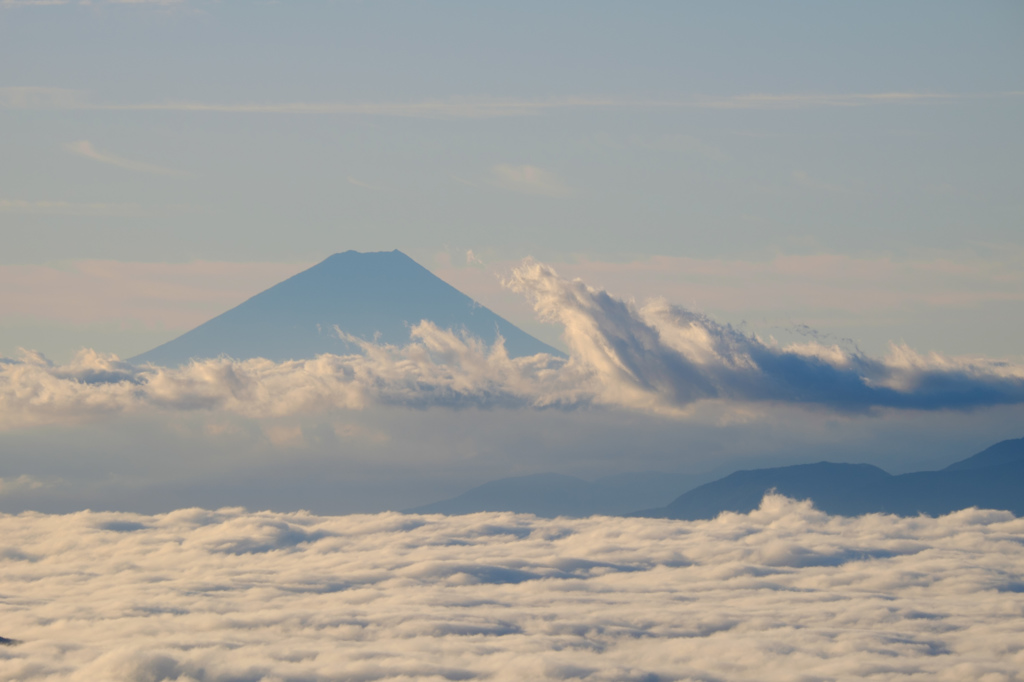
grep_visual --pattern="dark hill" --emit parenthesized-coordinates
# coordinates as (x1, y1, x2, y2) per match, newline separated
(131, 250, 560, 366)
(943, 436, 1024, 471)
(639, 437, 1024, 519)
(641, 462, 893, 519)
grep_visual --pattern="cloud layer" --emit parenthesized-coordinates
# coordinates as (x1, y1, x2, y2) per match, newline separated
(0, 495, 1022, 681)
(2, 260, 1024, 429)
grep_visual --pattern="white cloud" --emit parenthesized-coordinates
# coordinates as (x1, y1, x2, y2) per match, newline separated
(491, 164, 572, 197)
(0, 495, 1021, 680)
(66, 140, 182, 175)
(2, 260, 1023, 431)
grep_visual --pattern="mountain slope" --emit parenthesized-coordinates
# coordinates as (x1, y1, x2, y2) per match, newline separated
(131, 250, 560, 365)
(640, 462, 894, 519)
(942, 436, 1024, 471)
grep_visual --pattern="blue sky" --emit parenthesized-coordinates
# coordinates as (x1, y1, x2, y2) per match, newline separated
(1, 1, 1022, 511)
(2, 1, 1022, 359)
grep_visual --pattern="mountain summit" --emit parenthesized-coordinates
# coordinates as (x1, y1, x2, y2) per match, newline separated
(131, 250, 560, 366)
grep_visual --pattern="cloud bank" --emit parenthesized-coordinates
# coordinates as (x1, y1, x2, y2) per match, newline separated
(0, 495, 1022, 681)
(2, 260, 1023, 430)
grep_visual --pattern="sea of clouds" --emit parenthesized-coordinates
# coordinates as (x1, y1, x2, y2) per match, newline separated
(2, 260, 1023, 431)
(1, 494, 1022, 681)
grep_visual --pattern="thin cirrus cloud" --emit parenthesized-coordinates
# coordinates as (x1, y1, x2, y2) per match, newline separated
(0, 0, 71, 6)
(0, 496, 1021, 680)
(66, 140, 182, 175)
(1, 0, 185, 5)
(490, 164, 572, 197)
(2, 260, 1023, 431)
(346, 176, 386, 191)
(0, 198, 141, 217)
(2, 87, 1020, 118)
(0, 260, 307, 327)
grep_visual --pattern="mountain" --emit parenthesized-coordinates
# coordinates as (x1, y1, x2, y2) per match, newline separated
(131, 250, 561, 365)
(406, 471, 711, 517)
(638, 437, 1024, 519)
(409, 438, 1024, 519)
(942, 436, 1024, 471)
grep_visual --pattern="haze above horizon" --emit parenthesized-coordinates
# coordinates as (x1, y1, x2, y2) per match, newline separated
(1, 0, 1022, 513)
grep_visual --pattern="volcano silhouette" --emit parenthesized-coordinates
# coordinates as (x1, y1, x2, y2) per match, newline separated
(131, 250, 560, 366)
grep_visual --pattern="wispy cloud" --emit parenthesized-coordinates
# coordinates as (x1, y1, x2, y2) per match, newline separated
(0, 260, 306, 327)
(0, 198, 141, 216)
(106, 0, 186, 4)
(1, 0, 186, 5)
(67, 140, 182, 175)
(490, 164, 572, 197)
(2, 88, 1020, 118)
(692, 91, 963, 109)
(0, 86, 82, 108)
(346, 176, 385, 191)
(0, 474, 46, 495)
(0, 0, 71, 6)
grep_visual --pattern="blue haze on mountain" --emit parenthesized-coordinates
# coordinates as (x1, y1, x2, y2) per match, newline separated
(637, 437, 1024, 519)
(131, 250, 561, 365)
(408, 438, 1024, 519)
(941, 437, 1024, 472)
(406, 471, 712, 518)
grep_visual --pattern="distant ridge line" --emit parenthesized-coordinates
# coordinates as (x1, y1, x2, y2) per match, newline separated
(405, 437, 1024, 519)
(635, 437, 1024, 520)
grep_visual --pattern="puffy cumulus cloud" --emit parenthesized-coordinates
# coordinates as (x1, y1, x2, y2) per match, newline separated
(3, 260, 1024, 430)
(0, 330, 575, 430)
(0, 495, 1022, 681)
(506, 260, 1024, 414)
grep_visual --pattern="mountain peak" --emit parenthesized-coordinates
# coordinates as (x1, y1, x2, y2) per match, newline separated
(131, 250, 561, 365)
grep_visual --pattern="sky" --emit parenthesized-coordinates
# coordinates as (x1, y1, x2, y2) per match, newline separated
(1, 0, 1023, 513)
